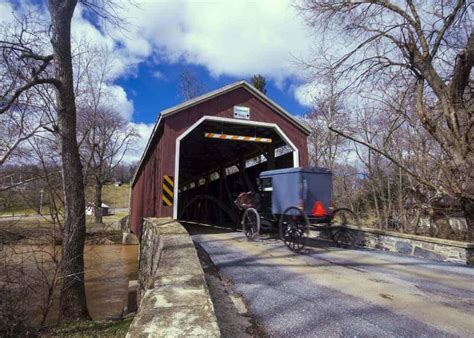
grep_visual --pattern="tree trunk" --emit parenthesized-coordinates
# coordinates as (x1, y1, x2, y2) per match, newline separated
(49, 0, 90, 321)
(460, 197, 474, 242)
(94, 180, 103, 224)
(371, 183, 382, 229)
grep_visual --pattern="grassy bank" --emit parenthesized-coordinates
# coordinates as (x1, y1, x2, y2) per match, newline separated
(85, 184, 131, 209)
(0, 183, 130, 217)
(43, 318, 133, 337)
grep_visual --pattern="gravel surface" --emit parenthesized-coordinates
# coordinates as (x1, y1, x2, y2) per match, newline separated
(188, 224, 474, 337)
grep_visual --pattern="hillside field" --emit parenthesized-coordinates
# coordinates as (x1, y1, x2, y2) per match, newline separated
(0, 183, 131, 217)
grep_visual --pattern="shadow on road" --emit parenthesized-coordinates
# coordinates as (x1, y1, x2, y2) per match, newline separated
(181, 221, 236, 235)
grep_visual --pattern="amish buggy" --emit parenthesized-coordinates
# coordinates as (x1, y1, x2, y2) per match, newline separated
(234, 167, 359, 251)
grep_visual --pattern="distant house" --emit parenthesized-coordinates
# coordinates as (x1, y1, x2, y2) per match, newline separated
(86, 202, 110, 216)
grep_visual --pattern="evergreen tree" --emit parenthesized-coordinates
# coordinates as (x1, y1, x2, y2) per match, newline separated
(250, 74, 267, 94)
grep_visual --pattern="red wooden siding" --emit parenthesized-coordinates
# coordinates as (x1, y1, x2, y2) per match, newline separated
(129, 86, 308, 235)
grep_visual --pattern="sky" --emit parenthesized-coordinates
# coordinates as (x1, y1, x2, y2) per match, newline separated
(0, 0, 321, 162)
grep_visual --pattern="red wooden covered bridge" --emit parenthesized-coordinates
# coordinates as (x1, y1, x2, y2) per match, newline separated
(129, 80, 310, 235)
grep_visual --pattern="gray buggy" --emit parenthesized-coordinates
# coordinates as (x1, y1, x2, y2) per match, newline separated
(235, 167, 358, 251)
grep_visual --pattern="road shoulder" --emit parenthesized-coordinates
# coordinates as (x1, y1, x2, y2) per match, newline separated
(194, 241, 267, 337)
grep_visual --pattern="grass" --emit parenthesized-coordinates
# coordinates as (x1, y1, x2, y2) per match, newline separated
(101, 211, 129, 224)
(0, 215, 55, 228)
(86, 184, 131, 209)
(1, 210, 128, 232)
(86, 211, 129, 228)
(1, 183, 130, 219)
(44, 318, 133, 337)
(0, 211, 128, 228)
(0, 208, 38, 217)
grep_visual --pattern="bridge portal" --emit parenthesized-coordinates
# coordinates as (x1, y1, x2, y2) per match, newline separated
(129, 81, 310, 235)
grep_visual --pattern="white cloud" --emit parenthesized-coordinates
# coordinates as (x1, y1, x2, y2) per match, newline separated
(0, 1, 137, 122)
(108, 0, 313, 84)
(124, 122, 155, 163)
(293, 82, 321, 107)
(106, 85, 135, 121)
(105, 0, 318, 103)
(72, 6, 114, 50)
(1, 0, 320, 118)
(0, 1, 14, 23)
(152, 70, 166, 80)
(84, 0, 319, 108)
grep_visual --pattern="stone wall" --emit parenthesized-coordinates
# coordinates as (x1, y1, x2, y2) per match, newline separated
(127, 217, 220, 337)
(319, 226, 474, 265)
(107, 215, 129, 231)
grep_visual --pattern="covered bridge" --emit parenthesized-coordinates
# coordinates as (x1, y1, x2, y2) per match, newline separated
(129, 80, 310, 235)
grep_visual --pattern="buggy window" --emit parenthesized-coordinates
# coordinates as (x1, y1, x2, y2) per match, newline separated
(260, 177, 273, 191)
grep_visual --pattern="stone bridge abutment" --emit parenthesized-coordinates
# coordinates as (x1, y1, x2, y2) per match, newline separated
(127, 217, 220, 337)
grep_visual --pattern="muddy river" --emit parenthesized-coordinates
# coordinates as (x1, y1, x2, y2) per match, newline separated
(83, 244, 138, 320)
(3, 243, 139, 324)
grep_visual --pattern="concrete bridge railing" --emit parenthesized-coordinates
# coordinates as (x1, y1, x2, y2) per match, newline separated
(314, 225, 473, 265)
(127, 217, 220, 337)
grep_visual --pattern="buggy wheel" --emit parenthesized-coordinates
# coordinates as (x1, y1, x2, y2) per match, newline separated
(242, 208, 260, 240)
(331, 208, 360, 227)
(332, 228, 354, 248)
(279, 206, 309, 252)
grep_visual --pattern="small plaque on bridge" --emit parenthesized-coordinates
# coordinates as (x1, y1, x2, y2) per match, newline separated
(234, 106, 250, 120)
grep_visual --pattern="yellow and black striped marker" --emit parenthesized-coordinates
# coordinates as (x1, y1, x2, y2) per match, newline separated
(162, 175, 174, 206)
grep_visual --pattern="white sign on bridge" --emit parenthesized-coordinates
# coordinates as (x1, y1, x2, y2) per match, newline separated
(233, 106, 250, 120)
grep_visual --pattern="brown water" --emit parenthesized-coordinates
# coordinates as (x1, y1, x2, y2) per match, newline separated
(84, 244, 138, 320)
(3, 244, 139, 324)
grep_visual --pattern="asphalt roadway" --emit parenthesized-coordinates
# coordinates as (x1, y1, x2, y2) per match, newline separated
(184, 223, 474, 337)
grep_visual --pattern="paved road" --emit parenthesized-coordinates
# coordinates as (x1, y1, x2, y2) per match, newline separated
(188, 225, 474, 337)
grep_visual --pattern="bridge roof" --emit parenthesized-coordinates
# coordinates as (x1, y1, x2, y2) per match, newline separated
(132, 80, 310, 186)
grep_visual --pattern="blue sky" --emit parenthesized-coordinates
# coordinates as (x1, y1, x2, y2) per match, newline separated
(1, 0, 320, 160)
(120, 62, 310, 125)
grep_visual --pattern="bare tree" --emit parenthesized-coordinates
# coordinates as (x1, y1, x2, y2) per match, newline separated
(299, 66, 348, 170)
(26, 132, 64, 225)
(1, 229, 62, 334)
(0, 14, 55, 165)
(46, 0, 91, 321)
(298, 0, 474, 239)
(0, 101, 49, 166)
(0, 136, 64, 332)
(178, 68, 205, 101)
(301, 112, 346, 171)
(0, 1, 122, 321)
(79, 107, 137, 223)
(73, 46, 137, 224)
(0, 7, 86, 319)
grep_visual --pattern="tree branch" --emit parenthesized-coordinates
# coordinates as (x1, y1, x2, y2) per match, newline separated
(0, 77, 60, 114)
(328, 123, 446, 195)
(449, 29, 474, 106)
(431, 0, 466, 58)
